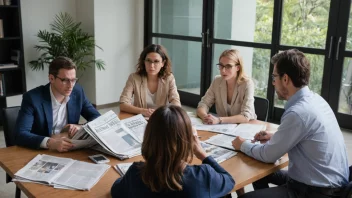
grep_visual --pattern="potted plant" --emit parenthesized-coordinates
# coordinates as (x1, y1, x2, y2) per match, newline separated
(29, 12, 105, 71)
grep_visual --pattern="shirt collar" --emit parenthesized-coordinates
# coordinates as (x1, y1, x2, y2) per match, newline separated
(49, 85, 70, 105)
(284, 86, 310, 110)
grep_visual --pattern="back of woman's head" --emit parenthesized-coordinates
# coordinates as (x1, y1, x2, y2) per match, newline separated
(219, 49, 248, 84)
(141, 105, 194, 192)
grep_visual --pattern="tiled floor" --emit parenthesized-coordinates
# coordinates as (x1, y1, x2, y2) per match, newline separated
(0, 105, 351, 198)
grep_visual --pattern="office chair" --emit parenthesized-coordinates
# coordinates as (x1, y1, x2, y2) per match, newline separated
(2, 106, 21, 198)
(340, 165, 352, 198)
(254, 96, 269, 122)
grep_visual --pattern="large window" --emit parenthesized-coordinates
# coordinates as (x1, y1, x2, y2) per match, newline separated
(145, 0, 352, 129)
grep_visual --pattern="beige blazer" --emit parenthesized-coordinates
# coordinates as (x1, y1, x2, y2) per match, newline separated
(119, 73, 181, 108)
(197, 75, 257, 120)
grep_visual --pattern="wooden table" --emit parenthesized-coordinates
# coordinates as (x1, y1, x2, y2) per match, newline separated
(0, 113, 289, 198)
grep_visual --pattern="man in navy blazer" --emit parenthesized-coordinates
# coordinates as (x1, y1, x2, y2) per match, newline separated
(15, 57, 100, 152)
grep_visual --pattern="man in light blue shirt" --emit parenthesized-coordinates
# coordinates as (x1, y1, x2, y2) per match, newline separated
(233, 49, 349, 198)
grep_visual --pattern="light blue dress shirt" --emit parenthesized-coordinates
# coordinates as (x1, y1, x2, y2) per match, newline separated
(241, 86, 349, 188)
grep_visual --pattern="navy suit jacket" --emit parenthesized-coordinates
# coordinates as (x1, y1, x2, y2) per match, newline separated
(111, 156, 235, 198)
(15, 83, 100, 149)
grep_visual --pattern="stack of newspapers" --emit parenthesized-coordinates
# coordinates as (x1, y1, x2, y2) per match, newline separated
(71, 110, 148, 160)
(113, 142, 237, 177)
(13, 154, 110, 190)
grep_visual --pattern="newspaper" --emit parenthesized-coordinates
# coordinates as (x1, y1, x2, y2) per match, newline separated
(78, 111, 147, 160)
(195, 123, 265, 139)
(113, 162, 133, 176)
(13, 154, 110, 191)
(187, 112, 204, 126)
(201, 142, 237, 163)
(204, 134, 236, 150)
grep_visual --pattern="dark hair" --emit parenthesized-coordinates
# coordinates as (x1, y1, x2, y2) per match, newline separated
(136, 44, 172, 78)
(271, 49, 310, 88)
(49, 56, 77, 77)
(141, 105, 194, 192)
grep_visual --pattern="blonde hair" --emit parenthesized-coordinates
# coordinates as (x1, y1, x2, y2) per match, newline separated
(219, 49, 248, 84)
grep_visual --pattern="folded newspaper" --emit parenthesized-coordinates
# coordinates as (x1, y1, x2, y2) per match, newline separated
(13, 154, 110, 190)
(114, 162, 133, 176)
(71, 110, 147, 160)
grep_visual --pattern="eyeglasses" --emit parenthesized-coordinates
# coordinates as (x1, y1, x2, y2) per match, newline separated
(144, 59, 162, 65)
(55, 76, 78, 85)
(271, 74, 281, 82)
(216, 64, 237, 71)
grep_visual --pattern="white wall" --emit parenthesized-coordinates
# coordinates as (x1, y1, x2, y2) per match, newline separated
(21, 0, 76, 90)
(94, 0, 144, 105)
(76, 0, 96, 104)
(19, 0, 144, 106)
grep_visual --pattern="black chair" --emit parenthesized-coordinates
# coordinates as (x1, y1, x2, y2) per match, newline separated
(2, 106, 21, 198)
(340, 165, 352, 198)
(254, 96, 269, 122)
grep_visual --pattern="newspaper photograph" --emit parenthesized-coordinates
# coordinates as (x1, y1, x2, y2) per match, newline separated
(200, 142, 237, 163)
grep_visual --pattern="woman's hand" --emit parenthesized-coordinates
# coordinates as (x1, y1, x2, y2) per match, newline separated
(202, 114, 221, 125)
(141, 108, 155, 117)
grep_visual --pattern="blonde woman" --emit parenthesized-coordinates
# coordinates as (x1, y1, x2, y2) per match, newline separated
(119, 44, 181, 117)
(197, 49, 256, 124)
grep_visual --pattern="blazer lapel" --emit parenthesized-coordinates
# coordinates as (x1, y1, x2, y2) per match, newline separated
(155, 77, 165, 106)
(140, 76, 148, 108)
(231, 82, 239, 106)
(42, 85, 53, 136)
(220, 79, 228, 116)
(67, 90, 76, 124)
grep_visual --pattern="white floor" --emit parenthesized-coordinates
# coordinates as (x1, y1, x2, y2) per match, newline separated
(0, 105, 351, 198)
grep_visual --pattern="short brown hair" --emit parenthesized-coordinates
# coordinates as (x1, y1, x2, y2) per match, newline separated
(141, 105, 194, 192)
(271, 49, 310, 88)
(136, 44, 172, 79)
(219, 49, 248, 84)
(49, 56, 77, 77)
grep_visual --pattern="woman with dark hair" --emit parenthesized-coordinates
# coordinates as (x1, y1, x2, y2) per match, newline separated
(111, 105, 235, 198)
(119, 44, 181, 117)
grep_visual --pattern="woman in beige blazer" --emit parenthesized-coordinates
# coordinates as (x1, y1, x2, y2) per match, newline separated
(197, 49, 256, 124)
(120, 44, 181, 117)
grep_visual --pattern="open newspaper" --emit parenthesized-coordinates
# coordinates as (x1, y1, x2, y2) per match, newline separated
(71, 111, 147, 160)
(204, 134, 237, 150)
(13, 154, 110, 190)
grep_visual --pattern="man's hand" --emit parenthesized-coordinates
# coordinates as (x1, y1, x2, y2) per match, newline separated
(202, 114, 220, 125)
(142, 108, 155, 117)
(62, 124, 82, 138)
(47, 137, 74, 152)
(251, 131, 273, 144)
(232, 136, 246, 150)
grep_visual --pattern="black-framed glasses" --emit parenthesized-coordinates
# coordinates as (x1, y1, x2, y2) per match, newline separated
(55, 76, 78, 85)
(216, 63, 236, 71)
(271, 74, 281, 82)
(144, 59, 162, 65)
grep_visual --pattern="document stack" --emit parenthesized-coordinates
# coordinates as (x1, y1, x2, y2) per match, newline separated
(71, 110, 147, 160)
(13, 154, 110, 190)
